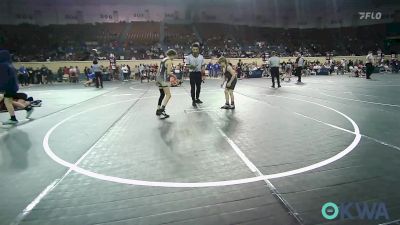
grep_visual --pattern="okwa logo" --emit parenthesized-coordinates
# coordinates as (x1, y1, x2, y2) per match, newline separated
(322, 202, 389, 220)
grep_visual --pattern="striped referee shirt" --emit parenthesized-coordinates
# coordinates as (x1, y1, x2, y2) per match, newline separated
(185, 54, 204, 72)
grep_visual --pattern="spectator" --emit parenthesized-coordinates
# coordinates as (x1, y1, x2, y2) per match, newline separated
(122, 64, 129, 81)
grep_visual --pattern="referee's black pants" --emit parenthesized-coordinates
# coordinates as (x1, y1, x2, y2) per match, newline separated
(365, 63, 373, 79)
(189, 72, 202, 101)
(95, 72, 103, 88)
(270, 67, 280, 87)
(295, 66, 303, 82)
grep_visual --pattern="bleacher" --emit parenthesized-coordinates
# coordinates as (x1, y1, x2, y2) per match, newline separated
(0, 22, 393, 61)
(164, 24, 195, 46)
(126, 22, 160, 46)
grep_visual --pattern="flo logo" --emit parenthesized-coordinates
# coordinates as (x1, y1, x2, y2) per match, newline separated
(359, 12, 382, 20)
(322, 202, 389, 220)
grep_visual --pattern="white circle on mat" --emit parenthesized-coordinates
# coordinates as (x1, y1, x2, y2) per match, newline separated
(43, 95, 361, 187)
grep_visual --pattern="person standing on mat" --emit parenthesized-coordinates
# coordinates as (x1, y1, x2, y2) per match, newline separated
(91, 60, 103, 88)
(269, 51, 281, 88)
(295, 52, 304, 83)
(185, 43, 205, 107)
(218, 57, 237, 109)
(0, 50, 33, 124)
(365, 51, 375, 79)
(156, 49, 177, 119)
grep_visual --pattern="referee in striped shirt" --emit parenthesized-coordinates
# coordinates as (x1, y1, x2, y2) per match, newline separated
(185, 43, 205, 107)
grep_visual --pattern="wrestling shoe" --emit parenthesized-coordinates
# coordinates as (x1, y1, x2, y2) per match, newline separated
(3, 119, 18, 125)
(160, 110, 170, 119)
(221, 104, 230, 109)
(26, 107, 34, 118)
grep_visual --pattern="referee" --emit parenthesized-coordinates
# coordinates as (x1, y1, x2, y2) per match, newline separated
(185, 43, 205, 107)
(269, 51, 281, 88)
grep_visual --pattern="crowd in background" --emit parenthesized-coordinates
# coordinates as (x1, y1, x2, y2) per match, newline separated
(13, 52, 399, 88)
(1, 22, 398, 62)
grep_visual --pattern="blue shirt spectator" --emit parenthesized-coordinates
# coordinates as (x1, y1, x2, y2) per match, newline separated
(206, 62, 213, 71)
(213, 63, 220, 72)
(19, 66, 27, 75)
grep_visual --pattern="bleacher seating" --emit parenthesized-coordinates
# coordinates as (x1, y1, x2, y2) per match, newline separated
(0, 21, 393, 61)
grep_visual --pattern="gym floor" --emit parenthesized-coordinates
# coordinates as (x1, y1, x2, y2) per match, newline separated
(1, 74, 400, 225)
